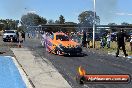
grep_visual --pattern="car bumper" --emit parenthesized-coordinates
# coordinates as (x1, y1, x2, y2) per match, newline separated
(3, 37, 18, 42)
(61, 47, 82, 55)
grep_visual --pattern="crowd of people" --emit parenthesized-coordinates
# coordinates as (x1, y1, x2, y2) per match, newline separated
(29, 29, 132, 57)
(100, 33, 111, 48)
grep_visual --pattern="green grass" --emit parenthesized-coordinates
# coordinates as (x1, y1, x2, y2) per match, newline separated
(128, 51, 132, 55)
(94, 41, 132, 55)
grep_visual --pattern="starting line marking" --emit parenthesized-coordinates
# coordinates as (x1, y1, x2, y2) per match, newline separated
(5, 56, 33, 88)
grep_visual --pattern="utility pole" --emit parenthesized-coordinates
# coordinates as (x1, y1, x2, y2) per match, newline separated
(93, 0, 96, 48)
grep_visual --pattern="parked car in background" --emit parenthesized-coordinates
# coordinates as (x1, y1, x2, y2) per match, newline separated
(125, 32, 132, 42)
(111, 32, 117, 41)
(2, 30, 19, 42)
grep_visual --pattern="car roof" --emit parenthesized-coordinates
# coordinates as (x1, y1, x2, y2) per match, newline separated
(4, 30, 17, 32)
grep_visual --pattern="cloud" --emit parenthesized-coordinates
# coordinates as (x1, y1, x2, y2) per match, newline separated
(128, 13, 132, 16)
(115, 12, 132, 16)
(115, 12, 125, 15)
(27, 10, 37, 14)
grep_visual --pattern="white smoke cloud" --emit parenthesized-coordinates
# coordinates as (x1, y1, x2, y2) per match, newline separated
(95, 0, 118, 24)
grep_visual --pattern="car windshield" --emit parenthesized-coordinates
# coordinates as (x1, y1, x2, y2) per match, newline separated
(4, 31, 15, 33)
(56, 35, 69, 41)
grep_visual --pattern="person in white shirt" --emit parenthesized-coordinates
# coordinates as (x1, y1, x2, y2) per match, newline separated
(107, 33, 111, 48)
(41, 32, 46, 47)
(130, 35, 132, 51)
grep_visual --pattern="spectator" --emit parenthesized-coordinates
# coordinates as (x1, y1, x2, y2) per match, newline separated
(18, 32, 23, 43)
(100, 36, 106, 48)
(100, 37, 104, 48)
(21, 31, 25, 41)
(41, 31, 46, 47)
(130, 35, 132, 51)
(82, 31, 86, 47)
(16, 31, 19, 42)
(86, 32, 90, 48)
(27, 32, 30, 38)
(106, 33, 111, 48)
(116, 29, 128, 57)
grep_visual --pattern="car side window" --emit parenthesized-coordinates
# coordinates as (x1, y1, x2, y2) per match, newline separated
(56, 35, 59, 40)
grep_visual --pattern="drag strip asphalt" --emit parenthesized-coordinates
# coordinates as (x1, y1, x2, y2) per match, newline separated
(23, 38, 132, 88)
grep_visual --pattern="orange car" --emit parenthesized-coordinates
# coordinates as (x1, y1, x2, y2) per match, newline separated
(46, 32, 82, 55)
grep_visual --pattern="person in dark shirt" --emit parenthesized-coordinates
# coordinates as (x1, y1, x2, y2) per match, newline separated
(16, 31, 19, 42)
(82, 31, 86, 47)
(116, 29, 128, 57)
(21, 31, 25, 41)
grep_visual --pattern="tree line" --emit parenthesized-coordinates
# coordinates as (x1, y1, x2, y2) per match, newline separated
(0, 11, 131, 32)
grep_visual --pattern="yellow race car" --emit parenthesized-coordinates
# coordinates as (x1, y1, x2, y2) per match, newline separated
(46, 32, 82, 55)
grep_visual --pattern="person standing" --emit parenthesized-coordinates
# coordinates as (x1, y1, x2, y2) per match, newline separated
(18, 32, 22, 41)
(106, 33, 111, 48)
(16, 31, 19, 42)
(130, 35, 132, 51)
(116, 29, 128, 57)
(21, 31, 25, 41)
(100, 35, 106, 48)
(82, 31, 86, 47)
(100, 37, 104, 48)
(41, 31, 46, 47)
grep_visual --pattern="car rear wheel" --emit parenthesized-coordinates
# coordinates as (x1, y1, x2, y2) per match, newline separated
(3, 39, 6, 42)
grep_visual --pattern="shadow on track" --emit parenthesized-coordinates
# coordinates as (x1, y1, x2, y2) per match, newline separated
(64, 52, 88, 57)
(34, 45, 88, 57)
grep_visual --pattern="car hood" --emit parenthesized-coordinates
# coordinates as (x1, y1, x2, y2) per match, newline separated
(57, 40, 79, 47)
